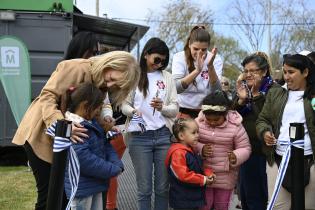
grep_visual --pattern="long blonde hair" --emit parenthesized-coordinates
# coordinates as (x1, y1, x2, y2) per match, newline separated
(89, 51, 140, 107)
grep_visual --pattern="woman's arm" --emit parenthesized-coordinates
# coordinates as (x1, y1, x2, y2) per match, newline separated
(121, 90, 137, 117)
(39, 61, 90, 127)
(172, 52, 200, 93)
(256, 89, 274, 142)
(160, 73, 179, 117)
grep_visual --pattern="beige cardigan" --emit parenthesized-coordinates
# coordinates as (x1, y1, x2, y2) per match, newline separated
(121, 70, 178, 133)
(12, 59, 93, 163)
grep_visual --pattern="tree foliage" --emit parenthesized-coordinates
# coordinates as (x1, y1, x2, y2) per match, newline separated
(228, 0, 315, 69)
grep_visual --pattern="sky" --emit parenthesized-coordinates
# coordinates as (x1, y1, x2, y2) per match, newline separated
(75, 0, 229, 22)
(74, 0, 314, 55)
(74, 0, 231, 51)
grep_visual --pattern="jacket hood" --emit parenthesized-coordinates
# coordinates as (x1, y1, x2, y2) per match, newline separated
(165, 143, 193, 166)
(196, 110, 243, 127)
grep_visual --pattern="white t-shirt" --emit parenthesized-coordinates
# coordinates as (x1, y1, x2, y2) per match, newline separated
(133, 71, 166, 130)
(276, 90, 313, 156)
(172, 51, 223, 109)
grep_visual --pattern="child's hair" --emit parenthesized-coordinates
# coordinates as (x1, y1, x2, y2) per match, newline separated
(172, 118, 196, 140)
(60, 82, 105, 115)
(202, 91, 230, 115)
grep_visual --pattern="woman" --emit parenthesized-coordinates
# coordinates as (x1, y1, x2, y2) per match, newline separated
(122, 37, 178, 210)
(233, 52, 274, 210)
(64, 31, 122, 210)
(256, 53, 315, 210)
(12, 51, 140, 210)
(64, 31, 100, 59)
(221, 76, 234, 101)
(172, 25, 223, 118)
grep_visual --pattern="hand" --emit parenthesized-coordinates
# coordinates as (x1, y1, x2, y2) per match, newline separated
(132, 109, 142, 116)
(110, 126, 120, 132)
(205, 174, 216, 186)
(228, 151, 237, 165)
(236, 75, 248, 102)
(71, 122, 88, 143)
(202, 143, 213, 158)
(196, 50, 207, 72)
(206, 47, 217, 71)
(264, 131, 277, 146)
(150, 97, 163, 111)
(100, 116, 116, 132)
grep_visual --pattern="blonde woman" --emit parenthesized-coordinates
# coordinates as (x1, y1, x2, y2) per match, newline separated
(12, 51, 140, 210)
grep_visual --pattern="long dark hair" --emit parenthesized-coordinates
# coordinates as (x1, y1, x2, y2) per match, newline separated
(184, 25, 211, 74)
(139, 37, 169, 97)
(64, 31, 98, 59)
(283, 54, 315, 99)
(60, 83, 105, 117)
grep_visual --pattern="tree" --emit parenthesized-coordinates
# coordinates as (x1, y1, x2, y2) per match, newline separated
(146, 0, 246, 77)
(228, 0, 315, 69)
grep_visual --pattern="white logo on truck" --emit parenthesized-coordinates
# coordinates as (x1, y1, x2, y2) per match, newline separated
(1, 47, 20, 68)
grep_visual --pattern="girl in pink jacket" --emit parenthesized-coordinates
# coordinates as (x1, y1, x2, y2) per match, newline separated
(195, 91, 251, 210)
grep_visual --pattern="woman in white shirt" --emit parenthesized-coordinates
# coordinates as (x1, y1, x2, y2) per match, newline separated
(257, 53, 315, 210)
(122, 37, 178, 210)
(172, 25, 223, 118)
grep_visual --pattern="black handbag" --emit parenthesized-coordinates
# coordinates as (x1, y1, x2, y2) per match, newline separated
(274, 153, 313, 193)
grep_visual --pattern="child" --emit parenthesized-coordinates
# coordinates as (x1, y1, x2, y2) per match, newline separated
(195, 91, 251, 210)
(62, 83, 124, 210)
(165, 118, 216, 210)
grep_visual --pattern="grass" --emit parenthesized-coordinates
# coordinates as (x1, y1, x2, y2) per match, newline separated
(0, 166, 36, 210)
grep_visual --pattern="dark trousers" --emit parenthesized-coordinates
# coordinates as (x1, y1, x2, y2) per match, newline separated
(239, 154, 268, 210)
(24, 141, 68, 210)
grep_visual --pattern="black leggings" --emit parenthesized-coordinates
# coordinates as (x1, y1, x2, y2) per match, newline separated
(24, 141, 68, 210)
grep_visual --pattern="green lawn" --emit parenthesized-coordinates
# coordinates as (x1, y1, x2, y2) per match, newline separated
(0, 166, 36, 210)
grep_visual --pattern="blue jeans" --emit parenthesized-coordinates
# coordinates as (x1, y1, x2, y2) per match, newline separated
(129, 126, 171, 210)
(71, 192, 103, 210)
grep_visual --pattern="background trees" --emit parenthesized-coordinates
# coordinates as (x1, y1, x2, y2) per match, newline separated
(147, 0, 315, 82)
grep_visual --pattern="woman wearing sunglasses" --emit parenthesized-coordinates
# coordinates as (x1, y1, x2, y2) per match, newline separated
(172, 25, 223, 119)
(122, 37, 178, 210)
(257, 54, 315, 210)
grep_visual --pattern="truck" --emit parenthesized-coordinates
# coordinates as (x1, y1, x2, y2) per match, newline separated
(0, 0, 148, 163)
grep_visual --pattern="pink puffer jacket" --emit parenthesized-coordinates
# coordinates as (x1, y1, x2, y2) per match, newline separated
(195, 110, 251, 190)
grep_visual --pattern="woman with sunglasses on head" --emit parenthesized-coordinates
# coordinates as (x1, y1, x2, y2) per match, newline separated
(172, 25, 223, 119)
(122, 37, 178, 210)
(232, 52, 275, 210)
(256, 54, 315, 210)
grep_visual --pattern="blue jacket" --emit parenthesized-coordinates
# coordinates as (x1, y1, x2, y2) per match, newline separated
(165, 143, 206, 209)
(64, 119, 124, 198)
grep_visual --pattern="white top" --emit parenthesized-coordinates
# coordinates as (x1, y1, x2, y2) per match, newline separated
(134, 71, 166, 130)
(172, 51, 223, 109)
(276, 90, 313, 156)
(122, 71, 178, 133)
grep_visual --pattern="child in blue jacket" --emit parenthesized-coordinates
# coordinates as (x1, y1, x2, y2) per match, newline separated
(165, 118, 215, 210)
(61, 83, 123, 210)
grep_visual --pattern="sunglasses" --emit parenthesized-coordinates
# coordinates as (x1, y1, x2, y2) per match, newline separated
(153, 57, 166, 66)
(221, 82, 229, 86)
